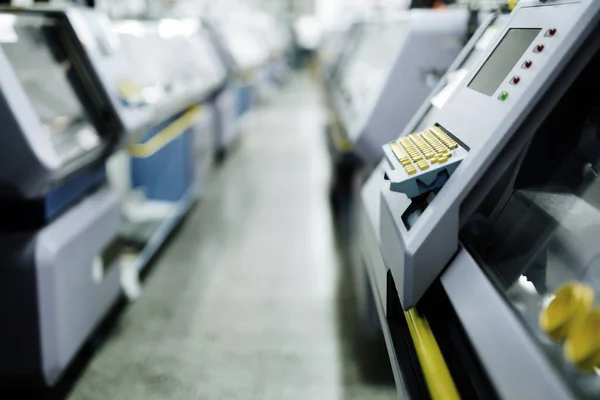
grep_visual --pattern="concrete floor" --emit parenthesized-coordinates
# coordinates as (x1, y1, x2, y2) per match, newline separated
(67, 74, 397, 399)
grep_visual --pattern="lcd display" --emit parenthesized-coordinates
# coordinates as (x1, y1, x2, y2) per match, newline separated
(468, 28, 541, 96)
(0, 15, 100, 163)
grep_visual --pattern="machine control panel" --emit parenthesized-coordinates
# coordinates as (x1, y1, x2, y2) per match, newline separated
(385, 126, 468, 198)
(379, 0, 600, 309)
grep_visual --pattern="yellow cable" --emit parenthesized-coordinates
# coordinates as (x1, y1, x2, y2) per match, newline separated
(128, 105, 202, 158)
(404, 309, 460, 400)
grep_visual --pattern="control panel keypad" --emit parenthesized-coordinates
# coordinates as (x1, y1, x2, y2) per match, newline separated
(385, 126, 468, 198)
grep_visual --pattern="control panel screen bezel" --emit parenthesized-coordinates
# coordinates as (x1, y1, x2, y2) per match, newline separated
(468, 28, 541, 96)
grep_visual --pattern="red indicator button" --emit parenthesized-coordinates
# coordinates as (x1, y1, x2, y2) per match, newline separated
(511, 76, 521, 85)
(546, 28, 557, 37)
(534, 44, 545, 53)
(523, 60, 533, 69)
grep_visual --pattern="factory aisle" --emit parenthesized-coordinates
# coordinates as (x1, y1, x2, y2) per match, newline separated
(68, 75, 396, 400)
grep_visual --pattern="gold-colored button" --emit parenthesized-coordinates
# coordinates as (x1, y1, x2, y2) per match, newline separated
(539, 282, 594, 342)
(390, 142, 406, 162)
(405, 166, 417, 175)
(429, 126, 459, 151)
(438, 156, 449, 164)
(565, 308, 600, 371)
(417, 162, 430, 171)
(400, 159, 412, 166)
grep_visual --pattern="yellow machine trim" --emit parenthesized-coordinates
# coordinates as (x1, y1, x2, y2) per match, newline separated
(329, 113, 353, 153)
(404, 309, 460, 400)
(128, 106, 202, 158)
(238, 69, 257, 84)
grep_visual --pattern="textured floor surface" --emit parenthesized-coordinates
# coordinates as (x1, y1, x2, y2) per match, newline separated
(67, 75, 397, 399)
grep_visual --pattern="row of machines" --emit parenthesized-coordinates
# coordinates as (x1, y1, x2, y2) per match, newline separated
(358, 0, 600, 398)
(0, 5, 285, 386)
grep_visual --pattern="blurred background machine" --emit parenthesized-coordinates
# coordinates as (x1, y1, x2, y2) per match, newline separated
(0, 0, 291, 387)
(326, 7, 468, 217)
(360, 0, 600, 398)
(0, 8, 124, 385)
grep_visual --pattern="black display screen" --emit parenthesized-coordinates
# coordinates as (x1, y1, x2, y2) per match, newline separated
(468, 28, 541, 96)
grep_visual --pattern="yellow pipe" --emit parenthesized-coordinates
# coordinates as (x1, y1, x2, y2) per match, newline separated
(404, 309, 460, 400)
(128, 106, 202, 158)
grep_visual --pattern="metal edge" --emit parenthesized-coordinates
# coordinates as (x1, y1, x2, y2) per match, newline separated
(441, 249, 573, 400)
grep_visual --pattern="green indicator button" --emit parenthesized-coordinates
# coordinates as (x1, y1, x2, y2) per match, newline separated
(499, 91, 509, 101)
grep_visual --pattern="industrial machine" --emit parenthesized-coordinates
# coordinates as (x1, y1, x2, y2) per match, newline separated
(0, 9, 124, 385)
(360, 1, 600, 398)
(206, 19, 269, 122)
(320, 21, 364, 108)
(328, 9, 468, 168)
(243, 13, 291, 90)
(327, 9, 471, 233)
(325, 8, 470, 335)
(90, 15, 227, 284)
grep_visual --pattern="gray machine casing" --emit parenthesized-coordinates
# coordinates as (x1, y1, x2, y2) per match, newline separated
(0, 9, 123, 385)
(0, 189, 122, 386)
(380, 0, 600, 309)
(213, 87, 238, 151)
(361, 12, 505, 316)
(73, 9, 227, 138)
(333, 9, 468, 165)
(359, 9, 597, 398)
(74, 9, 226, 188)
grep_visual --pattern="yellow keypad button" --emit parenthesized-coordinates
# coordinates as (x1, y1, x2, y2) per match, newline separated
(390, 142, 410, 164)
(417, 161, 429, 171)
(430, 126, 459, 150)
(400, 138, 424, 163)
(405, 166, 417, 175)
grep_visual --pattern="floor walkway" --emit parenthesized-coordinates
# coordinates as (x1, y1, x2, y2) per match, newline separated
(68, 75, 396, 400)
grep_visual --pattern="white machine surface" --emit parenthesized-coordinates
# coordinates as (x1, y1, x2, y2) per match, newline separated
(363, 1, 600, 398)
(331, 9, 468, 165)
(209, 21, 269, 75)
(321, 21, 364, 93)
(109, 17, 226, 137)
